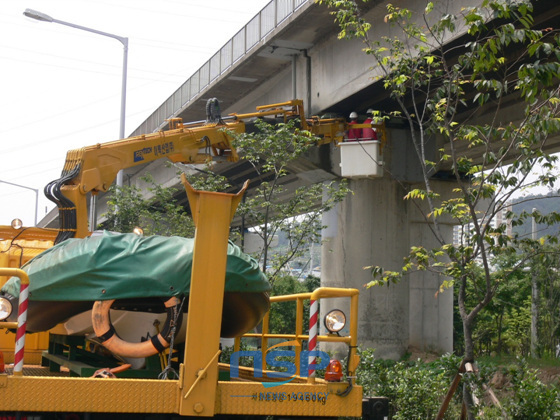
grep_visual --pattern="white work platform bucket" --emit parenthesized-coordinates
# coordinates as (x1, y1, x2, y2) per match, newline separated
(339, 140, 383, 178)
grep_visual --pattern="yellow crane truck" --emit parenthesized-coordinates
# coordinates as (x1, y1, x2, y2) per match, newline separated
(0, 100, 387, 419)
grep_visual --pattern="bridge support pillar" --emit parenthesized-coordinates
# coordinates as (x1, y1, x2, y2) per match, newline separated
(320, 177, 454, 359)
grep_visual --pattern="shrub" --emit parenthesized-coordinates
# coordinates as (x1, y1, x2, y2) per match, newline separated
(356, 351, 560, 419)
(356, 349, 462, 419)
(505, 360, 560, 420)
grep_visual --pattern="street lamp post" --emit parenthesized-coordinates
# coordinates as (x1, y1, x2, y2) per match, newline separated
(24, 8, 128, 229)
(0, 180, 38, 226)
(24, 9, 128, 144)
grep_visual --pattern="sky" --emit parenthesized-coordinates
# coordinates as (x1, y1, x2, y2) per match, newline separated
(0, 0, 270, 227)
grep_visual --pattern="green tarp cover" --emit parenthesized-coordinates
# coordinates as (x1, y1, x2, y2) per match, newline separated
(2, 231, 270, 301)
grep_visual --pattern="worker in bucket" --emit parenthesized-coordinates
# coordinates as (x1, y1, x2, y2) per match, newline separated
(363, 109, 378, 141)
(346, 111, 361, 141)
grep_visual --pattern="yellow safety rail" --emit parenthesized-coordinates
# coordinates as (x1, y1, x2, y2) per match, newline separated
(234, 287, 360, 384)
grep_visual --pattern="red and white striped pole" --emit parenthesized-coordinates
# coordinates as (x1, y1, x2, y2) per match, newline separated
(13, 281, 29, 375)
(308, 299, 318, 378)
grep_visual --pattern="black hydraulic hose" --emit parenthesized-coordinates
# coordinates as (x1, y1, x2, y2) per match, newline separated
(336, 345, 357, 397)
(45, 164, 81, 244)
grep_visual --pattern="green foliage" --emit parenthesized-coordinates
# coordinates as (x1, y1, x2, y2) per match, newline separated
(356, 349, 463, 419)
(184, 163, 231, 192)
(268, 274, 319, 335)
(102, 173, 195, 237)
(533, 248, 560, 355)
(316, 0, 371, 40)
(357, 350, 560, 418)
(458, 253, 530, 356)
(231, 118, 315, 176)
(501, 297, 532, 355)
(505, 359, 560, 419)
(219, 341, 255, 366)
(457, 240, 560, 359)
(102, 182, 147, 234)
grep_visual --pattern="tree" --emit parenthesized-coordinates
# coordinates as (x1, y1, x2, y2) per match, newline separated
(319, 0, 560, 416)
(102, 173, 195, 237)
(457, 252, 536, 356)
(227, 118, 351, 282)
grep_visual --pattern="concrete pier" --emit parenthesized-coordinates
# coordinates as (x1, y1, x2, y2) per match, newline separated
(320, 136, 455, 358)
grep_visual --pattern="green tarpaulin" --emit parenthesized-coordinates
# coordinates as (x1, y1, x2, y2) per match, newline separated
(2, 231, 270, 301)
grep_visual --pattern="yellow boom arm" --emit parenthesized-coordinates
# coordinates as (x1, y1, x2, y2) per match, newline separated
(48, 99, 323, 241)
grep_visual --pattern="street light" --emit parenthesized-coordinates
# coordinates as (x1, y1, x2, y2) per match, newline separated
(0, 180, 38, 226)
(23, 8, 128, 146)
(24, 8, 129, 228)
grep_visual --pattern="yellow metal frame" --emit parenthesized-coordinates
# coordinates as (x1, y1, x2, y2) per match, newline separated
(0, 226, 58, 243)
(0, 179, 246, 414)
(220, 287, 362, 417)
(0, 230, 56, 279)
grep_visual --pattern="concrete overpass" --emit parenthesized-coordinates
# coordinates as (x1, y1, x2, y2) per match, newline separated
(43, 0, 560, 358)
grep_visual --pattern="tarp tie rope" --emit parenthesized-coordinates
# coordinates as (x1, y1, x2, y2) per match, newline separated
(158, 296, 186, 380)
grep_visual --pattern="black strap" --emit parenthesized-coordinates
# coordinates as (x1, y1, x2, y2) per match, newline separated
(151, 335, 166, 353)
(98, 324, 116, 343)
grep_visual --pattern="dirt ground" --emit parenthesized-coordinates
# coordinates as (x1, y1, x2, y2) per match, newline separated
(407, 346, 444, 364)
(535, 365, 560, 385)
